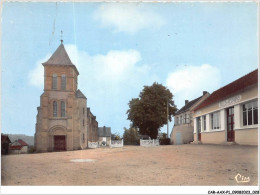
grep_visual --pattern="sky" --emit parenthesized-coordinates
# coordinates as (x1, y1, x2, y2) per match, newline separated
(1, 2, 258, 136)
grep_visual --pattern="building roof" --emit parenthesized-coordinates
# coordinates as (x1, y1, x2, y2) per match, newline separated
(175, 96, 202, 115)
(194, 69, 258, 111)
(1, 134, 11, 143)
(98, 126, 111, 137)
(10, 139, 29, 150)
(42, 43, 75, 66)
(76, 89, 87, 99)
(17, 139, 29, 146)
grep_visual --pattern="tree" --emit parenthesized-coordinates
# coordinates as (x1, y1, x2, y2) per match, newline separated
(123, 127, 140, 145)
(127, 82, 177, 139)
(111, 132, 121, 140)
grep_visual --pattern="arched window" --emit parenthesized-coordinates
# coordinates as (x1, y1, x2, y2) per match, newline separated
(52, 74, 57, 89)
(61, 101, 66, 117)
(53, 101, 57, 117)
(61, 74, 66, 90)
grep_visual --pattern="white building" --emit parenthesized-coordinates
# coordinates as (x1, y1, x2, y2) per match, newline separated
(193, 69, 258, 145)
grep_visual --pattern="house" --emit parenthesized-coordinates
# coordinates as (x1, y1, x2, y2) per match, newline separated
(10, 139, 29, 154)
(193, 69, 258, 145)
(34, 39, 99, 152)
(1, 134, 11, 155)
(170, 91, 210, 145)
(98, 126, 111, 146)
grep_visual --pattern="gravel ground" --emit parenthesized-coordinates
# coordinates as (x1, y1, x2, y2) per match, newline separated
(1, 144, 258, 186)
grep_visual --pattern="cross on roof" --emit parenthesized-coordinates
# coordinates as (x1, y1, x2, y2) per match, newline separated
(60, 30, 63, 44)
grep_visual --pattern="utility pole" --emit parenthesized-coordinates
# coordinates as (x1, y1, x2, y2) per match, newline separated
(167, 99, 169, 138)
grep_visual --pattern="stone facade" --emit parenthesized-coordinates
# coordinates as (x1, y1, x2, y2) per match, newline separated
(34, 41, 98, 152)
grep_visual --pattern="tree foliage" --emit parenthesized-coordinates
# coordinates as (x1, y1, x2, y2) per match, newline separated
(111, 133, 121, 140)
(127, 82, 177, 139)
(123, 127, 140, 145)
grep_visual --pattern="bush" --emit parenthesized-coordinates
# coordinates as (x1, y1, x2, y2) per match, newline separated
(28, 145, 36, 153)
(159, 138, 171, 145)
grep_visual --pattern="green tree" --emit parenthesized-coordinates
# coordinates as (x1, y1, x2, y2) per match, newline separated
(127, 82, 177, 139)
(111, 132, 121, 140)
(123, 127, 140, 145)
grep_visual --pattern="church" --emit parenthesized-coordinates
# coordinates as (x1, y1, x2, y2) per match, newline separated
(34, 40, 98, 152)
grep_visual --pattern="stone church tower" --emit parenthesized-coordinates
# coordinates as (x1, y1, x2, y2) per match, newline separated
(35, 40, 98, 152)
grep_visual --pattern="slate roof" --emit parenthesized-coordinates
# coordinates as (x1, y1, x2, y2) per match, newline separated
(98, 126, 111, 137)
(76, 89, 87, 99)
(43, 43, 75, 66)
(194, 69, 258, 111)
(175, 96, 203, 115)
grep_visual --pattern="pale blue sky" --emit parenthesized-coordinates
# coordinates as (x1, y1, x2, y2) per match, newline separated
(1, 2, 258, 136)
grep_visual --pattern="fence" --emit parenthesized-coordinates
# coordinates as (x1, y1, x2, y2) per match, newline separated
(88, 141, 99, 149)
(111, 139, 124, 148)
(140, 139, 159, 147)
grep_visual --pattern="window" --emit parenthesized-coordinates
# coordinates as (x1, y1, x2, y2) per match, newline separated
(243, 100, 258, 126)
(180, 116, 182, 125)
(197, 117, 201, 132)
(61, 101, 66, 117)
(52, 74, 57, 89)
(203, 115, 206, 131)
(53, 101, 57, 117)
(211, 112, 220, 130)
(61, 74, 66, 90)
(175, 117, 179, 125)
(83, 120, 85, 127)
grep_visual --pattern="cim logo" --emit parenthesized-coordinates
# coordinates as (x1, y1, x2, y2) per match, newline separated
(235, 173, 250, 183)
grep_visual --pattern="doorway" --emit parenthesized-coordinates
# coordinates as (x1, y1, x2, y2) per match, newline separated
(54, 135, 66, 151)
(227, 107, 235, 142)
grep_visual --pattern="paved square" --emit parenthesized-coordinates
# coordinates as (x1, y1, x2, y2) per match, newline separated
(1, 145, 257, 185)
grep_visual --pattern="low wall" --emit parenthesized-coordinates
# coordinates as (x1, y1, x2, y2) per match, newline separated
(111, 140, 124, 148)
(201, 131, 225, 144)
(140, 139, 159, 147)
(235, 128, 258, 145)
(88, 141, 99, 149)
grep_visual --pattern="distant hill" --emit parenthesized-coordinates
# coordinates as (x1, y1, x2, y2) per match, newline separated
(6, 134, 34, 146)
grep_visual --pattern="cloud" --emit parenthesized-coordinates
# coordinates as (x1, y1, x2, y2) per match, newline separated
(28, 54, 51, 88)
(166, 64, 221, 108)
(93, 3, 165, 34)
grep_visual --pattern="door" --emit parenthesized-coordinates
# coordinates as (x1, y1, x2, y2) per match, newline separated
(175, 132, 182, 145)
(197, 117, 201, 141)
(227, 107, 235, 142)
(54, 135, 66, 151)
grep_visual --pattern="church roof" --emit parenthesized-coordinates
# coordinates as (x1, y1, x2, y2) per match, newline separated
(43, 43, 75, 66)
(76, 89, 87, 99)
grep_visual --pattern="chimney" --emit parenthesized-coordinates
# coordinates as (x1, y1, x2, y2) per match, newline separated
(185, 100, 189, 105)
(203, 91, 208, 95)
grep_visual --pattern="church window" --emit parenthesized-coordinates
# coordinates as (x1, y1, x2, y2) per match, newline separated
(61, 74, 66, 90)
(52, 74, 57, 89)
(53, 101, 57, 117)
(61, 101, 66, 117)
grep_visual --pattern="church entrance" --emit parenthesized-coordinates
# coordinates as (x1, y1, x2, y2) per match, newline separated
(54, 135, 66, 151)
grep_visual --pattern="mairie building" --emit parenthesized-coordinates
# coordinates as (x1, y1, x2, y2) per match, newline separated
(193, 69, 258, 145)
(34, 40, 98, 152)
